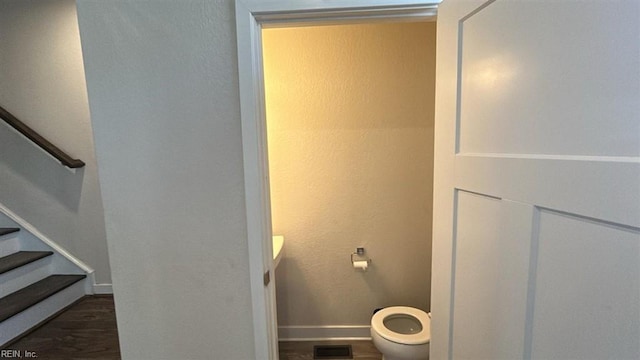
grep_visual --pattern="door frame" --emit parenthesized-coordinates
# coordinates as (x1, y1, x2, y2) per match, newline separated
(235, 1, 440, 358)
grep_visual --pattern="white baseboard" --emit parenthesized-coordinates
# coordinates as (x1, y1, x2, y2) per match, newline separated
(278, 325, 371, 341)
(92, 283, 113, 294)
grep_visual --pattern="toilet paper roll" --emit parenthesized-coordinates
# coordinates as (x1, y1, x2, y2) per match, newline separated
(353, 260, 369, 271)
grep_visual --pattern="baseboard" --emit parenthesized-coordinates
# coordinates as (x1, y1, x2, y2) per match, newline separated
(92, 283, 113, 294)
(278, 325, 371, 341)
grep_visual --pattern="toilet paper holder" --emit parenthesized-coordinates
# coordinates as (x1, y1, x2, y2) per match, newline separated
(351, 247, 371, 266)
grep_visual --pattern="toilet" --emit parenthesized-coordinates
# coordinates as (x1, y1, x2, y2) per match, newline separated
(370, 306, 430, 360)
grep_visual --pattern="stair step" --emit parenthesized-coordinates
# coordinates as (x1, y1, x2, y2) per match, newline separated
(0, 228, 20, 237)
(0, 274, 86, 322)
(0, 251, 54, 275)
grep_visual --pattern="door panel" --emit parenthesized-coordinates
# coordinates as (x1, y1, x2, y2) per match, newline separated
(433, 0, 640, 359)
(531, 210, 640, 359)
(452, 192, 532, 359)
(458, 1, 640, 156)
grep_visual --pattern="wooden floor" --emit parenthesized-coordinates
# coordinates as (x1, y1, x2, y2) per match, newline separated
(3, 296, 381, 360)
(3, 295, 121, 360)
(279, 340, 382, 360)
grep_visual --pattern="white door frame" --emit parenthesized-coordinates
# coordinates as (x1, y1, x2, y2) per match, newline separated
(235, 1, 440, 358)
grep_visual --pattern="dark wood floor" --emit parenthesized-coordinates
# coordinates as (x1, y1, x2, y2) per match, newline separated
(279, 340, 382, 360)
(2, 295, 121, 360)
(3, 296, 381, 360)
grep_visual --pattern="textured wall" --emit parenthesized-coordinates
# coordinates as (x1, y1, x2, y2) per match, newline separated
(0, 0, 111, 284)
(76, 1, 255, 359)
(263, 21, 436, 327)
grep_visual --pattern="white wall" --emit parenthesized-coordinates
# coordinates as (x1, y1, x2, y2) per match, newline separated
(263, 22, 436, 327)
(0, 0, 111, 284)
(76, 1, 255, 359)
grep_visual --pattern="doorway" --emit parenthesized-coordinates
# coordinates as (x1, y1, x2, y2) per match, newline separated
(262, 21, 436, 345)
(235, 1, 440, 359)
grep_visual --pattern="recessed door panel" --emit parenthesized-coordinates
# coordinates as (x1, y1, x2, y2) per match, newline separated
(451, 191, 531, 359)
(458, 0, 640, 157)
(531, 210, 640, 359)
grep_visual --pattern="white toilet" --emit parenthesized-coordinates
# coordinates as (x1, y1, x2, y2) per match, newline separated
(370, 306, 430, 360)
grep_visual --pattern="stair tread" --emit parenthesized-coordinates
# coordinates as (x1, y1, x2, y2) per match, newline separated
(0, 251, 54, 275)
(0, 228, 20, 237)
(0, 274, 86, 322)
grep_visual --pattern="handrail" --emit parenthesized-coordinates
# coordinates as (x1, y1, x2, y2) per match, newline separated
(0, 105, 85, 168)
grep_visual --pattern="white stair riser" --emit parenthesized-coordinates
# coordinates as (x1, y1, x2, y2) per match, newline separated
(0, 279, 86, 347)
(0, 257, 53, 298)
(3, 228, 87, 278)
(0, 236, 19, 257)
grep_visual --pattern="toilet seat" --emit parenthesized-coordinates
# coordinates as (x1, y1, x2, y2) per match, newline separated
(371, 306, 430, 345)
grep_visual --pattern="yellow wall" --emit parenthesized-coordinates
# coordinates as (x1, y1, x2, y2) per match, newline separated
(264, 21, 436, 327)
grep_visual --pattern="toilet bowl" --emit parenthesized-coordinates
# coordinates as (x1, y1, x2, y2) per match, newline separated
(371, 306, 430, 360)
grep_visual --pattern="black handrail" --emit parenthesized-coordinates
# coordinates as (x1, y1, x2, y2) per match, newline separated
(0, 105, 84, 169)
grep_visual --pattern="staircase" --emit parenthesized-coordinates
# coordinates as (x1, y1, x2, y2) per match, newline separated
(0, 106, 92, 347)
(0, 215, 89, 347)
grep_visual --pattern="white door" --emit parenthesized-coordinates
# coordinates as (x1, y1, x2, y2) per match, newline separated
(432, 0, 640, 359)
